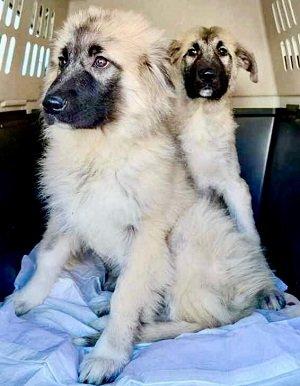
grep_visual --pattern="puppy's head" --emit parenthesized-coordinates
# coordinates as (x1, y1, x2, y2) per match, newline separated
(42, 7, 173, 129)
(170, 26, 258, 101)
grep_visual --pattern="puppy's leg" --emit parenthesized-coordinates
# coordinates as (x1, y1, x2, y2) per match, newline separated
(73, 315, 110, 346)
(222, 183, 286, 310)
(222, 177, 260, 244)
(90, 296, 112, 317)
(138, 320, 203, 342)
(9, 217, 77, 315)
(88, 315, 110, 331)
(79, 221, 171, 385)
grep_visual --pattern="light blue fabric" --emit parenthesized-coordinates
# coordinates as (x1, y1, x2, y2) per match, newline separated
(0, 246, 300, 386)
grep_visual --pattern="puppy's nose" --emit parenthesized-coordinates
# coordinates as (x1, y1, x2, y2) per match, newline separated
(198, 68, 216, 83)
(42, 95, 66, 114)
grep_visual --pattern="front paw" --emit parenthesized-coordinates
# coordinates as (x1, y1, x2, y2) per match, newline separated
(73, 315, 109, 347)
(89, 315, 109, 331)
(73, 332, 102, 347)
(6, 288, 44, 316)
(258, 289, 286, 311)
(90, 300, 111, 317)
(79, 353, 127, 384)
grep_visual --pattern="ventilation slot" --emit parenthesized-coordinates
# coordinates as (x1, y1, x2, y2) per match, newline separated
(35, 4, 43, 37)
(42, 8, 55, 39)
(4, 0, 14, 27)
(285, 38, 294, 70)
(287, 0, 297, 26)
(0, 34, 16, 74)
(49, 11, 55, 39)
(277, 0, 287, 31)
(4, 36, 15, 73)
(0, 33, 7, 71)
(281, 0, 291, 29)
(36, 45, 45, 77)
(29, 1, 38, 35)
(13, 0, 23, 30)
(29, 43, 38, 76)
(272, 2, 281, 33)
(43, 8, 49, 38)
(21, 41, 31, 76)
(44, 47, 50, 73)
(280, 41, 288, 71)
(0, 0, 4, 21)
(291, 36, 300, 69)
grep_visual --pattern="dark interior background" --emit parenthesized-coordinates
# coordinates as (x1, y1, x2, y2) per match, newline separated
(0, 111, 45, 299)
(0, 107, 299, 300)
(236, 108, 300, 297)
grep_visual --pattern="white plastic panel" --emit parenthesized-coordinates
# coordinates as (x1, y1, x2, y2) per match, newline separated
(262, 0, 300, 96)
(4, 35, 15, 73)
(0, 0, 69, 112)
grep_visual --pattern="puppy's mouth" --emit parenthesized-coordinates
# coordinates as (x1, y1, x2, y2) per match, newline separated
(183, 63, 230, 101)
(42, 109, 66, 126)
(199, 86, 213, 98)
(42, 111, 56, 125)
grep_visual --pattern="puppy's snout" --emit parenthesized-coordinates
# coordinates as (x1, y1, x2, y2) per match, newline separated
(43, 95, 66, 114)
(198, 68, 216, 83)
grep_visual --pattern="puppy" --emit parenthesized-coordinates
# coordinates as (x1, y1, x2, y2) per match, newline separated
(8, 12, 283, 385)
(170, 26, 261, 245)
(10, 8, 179, 384)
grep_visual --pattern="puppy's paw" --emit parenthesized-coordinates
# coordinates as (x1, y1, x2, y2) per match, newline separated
(73, 332, 101, 347)
(88, 315, 109, 331)
(90, 301, 111, 317)
(258, 289, 286, 311)
(73, 316, 108, 347)
(79, 354, 126, 384)
(6, 288, 44, 316)
(103, 276, 117, 292)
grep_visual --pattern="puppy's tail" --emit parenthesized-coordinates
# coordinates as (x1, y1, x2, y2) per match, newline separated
(73, 333, 101, 347)
(138, 320, 204, 342)
(73, 320, 204, 347)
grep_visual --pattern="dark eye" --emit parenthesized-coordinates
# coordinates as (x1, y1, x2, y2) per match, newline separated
(58, 56, 67, 69)
(218, 46, 228, 56)
(93, 56, 109, 68)
(187, 48, 197, 57)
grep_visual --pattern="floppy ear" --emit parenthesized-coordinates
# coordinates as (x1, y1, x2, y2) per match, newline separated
(235, 45, 258, 83)
(168, 39, 182, 64)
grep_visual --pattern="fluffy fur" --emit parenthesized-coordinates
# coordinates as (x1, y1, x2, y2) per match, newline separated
(8, 11, 280, 385)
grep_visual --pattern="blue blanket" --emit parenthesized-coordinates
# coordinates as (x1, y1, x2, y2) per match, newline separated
(1, 246, 300, 386)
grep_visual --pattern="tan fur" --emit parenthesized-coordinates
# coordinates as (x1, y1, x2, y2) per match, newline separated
(9, 13, 277, 385)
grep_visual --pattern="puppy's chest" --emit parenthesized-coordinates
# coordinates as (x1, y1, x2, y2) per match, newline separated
(47, 152, 141, 257)
(180, 117, 233, 177)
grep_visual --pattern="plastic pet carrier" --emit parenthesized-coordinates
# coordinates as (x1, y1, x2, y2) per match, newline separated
(0, 1, 299, 385)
